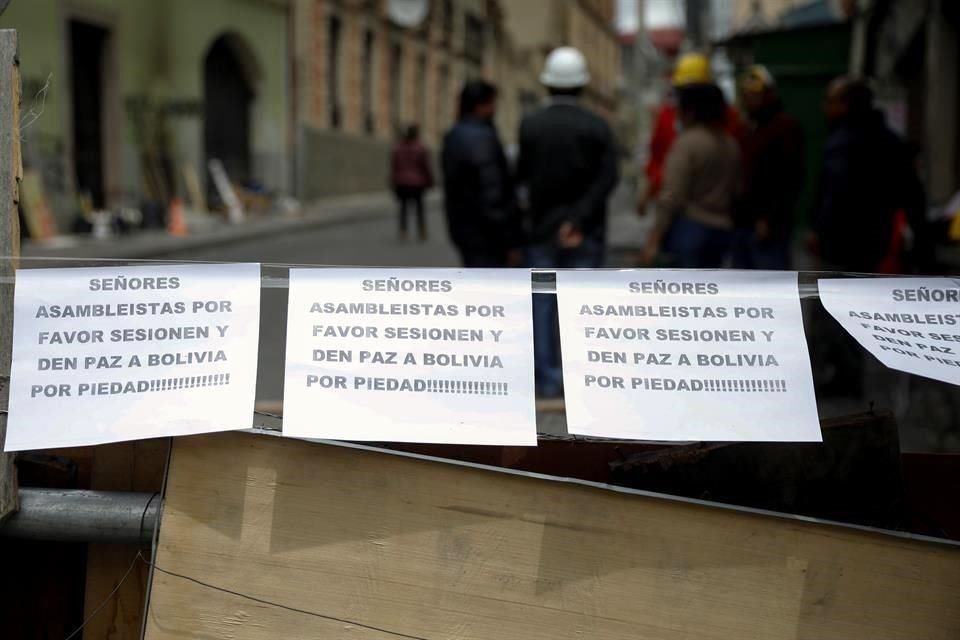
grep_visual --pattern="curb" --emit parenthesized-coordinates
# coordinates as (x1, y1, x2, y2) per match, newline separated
(23, 192, 439, 261)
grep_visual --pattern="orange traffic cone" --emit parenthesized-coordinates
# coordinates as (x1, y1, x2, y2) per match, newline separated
(167, 197, 188, 237)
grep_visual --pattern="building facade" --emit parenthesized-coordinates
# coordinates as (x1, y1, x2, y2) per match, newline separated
(854, 0, 960, 207)
(294, 0, 620, 201)
(2, 0, 292, 228)
(711, 0, 847, 39)
(294, 0, 512, 199)
(2, 0, 622, 223)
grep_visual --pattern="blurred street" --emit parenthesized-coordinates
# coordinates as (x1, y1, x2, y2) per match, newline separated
(163, 199, 458, 405)
(159, 203, 458, 269)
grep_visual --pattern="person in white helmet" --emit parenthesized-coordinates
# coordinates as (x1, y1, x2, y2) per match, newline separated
(516, 46, 619, 397)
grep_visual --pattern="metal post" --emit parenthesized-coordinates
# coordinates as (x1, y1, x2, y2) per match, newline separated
(685, 0, 704, 49)
(0, 28, 21, 524)
(633, 0, 646, 83)
(0, 489, 159, 545)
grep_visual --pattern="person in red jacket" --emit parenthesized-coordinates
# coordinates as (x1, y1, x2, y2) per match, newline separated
(639, 53, 741, 215)
(390, 124, 434, 241)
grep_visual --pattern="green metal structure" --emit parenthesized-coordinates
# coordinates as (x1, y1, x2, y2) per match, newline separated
(723, 22, 852, 225)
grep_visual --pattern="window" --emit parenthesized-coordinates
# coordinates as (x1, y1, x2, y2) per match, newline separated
(417, 52, 428, 132)
(438, 63, 450, 130)
(328, 14, 342, 129)
(389, 41, 403, 133)
(417, 0, 432, 38)
(464, 13, 484, 67)
(441, 0, 454, 47)
(362, 29, 375, 134)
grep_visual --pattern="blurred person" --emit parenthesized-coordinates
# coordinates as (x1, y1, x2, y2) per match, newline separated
(639, 53, 741, 216)
(809, 77, 919, 397)
(441, 80, 520, 267)
(516, 46, 618, 396)
(900, 142, 936, 274)
(731, 66, 804, 270)
(641, 82, 740, 268)
(390, 124, 433, 242)
(876, 142, 935, 274)
(809, 77, 915, 273)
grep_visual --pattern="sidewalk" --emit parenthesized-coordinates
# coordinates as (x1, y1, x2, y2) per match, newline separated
(22, 191, 429, 261)
(22, 186, 648, 263)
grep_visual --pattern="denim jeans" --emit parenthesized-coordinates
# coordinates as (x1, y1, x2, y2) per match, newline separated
(665, 216, 732, 268)
(395, 186, 425, 237)
(730, 228, 791, 270)
(526, 236, 606, 396)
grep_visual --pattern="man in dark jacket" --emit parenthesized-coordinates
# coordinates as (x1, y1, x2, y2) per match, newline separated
(732, 66, 804, 270)
(441, 80, 520, 267)
(810, 77, 914, 273)
(810, 77, 920, 397)
(516, 46, 618, 396)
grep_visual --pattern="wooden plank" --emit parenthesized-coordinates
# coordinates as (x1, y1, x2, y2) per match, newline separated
(0, 28, 21, 523)
(82, 439, 168, 640)
(145, 432, 960, 640)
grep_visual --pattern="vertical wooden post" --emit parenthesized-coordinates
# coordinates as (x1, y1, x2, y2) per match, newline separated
(0, 28, 21, 522)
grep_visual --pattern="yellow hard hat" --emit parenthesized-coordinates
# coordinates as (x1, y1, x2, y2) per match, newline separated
(741, 65, 775, 95)
(672, 53, 712, 86)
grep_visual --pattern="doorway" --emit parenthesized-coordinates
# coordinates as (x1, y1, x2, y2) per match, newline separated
(204, 36, 254, 200)
(69, 20, 109, 209)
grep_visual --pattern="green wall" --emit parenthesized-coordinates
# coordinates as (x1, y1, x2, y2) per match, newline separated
(0, 0, 290, 222)
(740, 23, 852, 225)
(164, 0, 290, 190)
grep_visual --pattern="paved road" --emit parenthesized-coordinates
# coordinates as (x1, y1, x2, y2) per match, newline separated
(157, 204, 463, 404)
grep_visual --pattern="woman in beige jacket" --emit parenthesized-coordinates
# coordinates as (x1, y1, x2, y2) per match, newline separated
(642, 83, 741, 268)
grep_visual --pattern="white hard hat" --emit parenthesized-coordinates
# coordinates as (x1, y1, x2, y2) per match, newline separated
(540, 47, 590, 89)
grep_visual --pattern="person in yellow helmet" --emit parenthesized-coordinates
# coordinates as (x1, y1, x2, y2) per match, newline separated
(640, 53, 741, 217)
(672, 52, 712, 86)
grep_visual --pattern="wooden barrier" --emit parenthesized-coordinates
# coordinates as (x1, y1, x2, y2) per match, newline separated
(145, 431, 960, 639)
(0, 28, 20, 523)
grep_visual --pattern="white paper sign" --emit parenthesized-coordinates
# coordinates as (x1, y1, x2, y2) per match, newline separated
(556, 270, 821, 442)
(283, 269, 536, 445)
(5, 263, 261, 450)
(819, 277, 960, 384)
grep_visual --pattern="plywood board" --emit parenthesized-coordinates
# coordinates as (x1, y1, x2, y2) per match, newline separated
(145, 432, 960, 639)
(83, 439, 168, 640)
